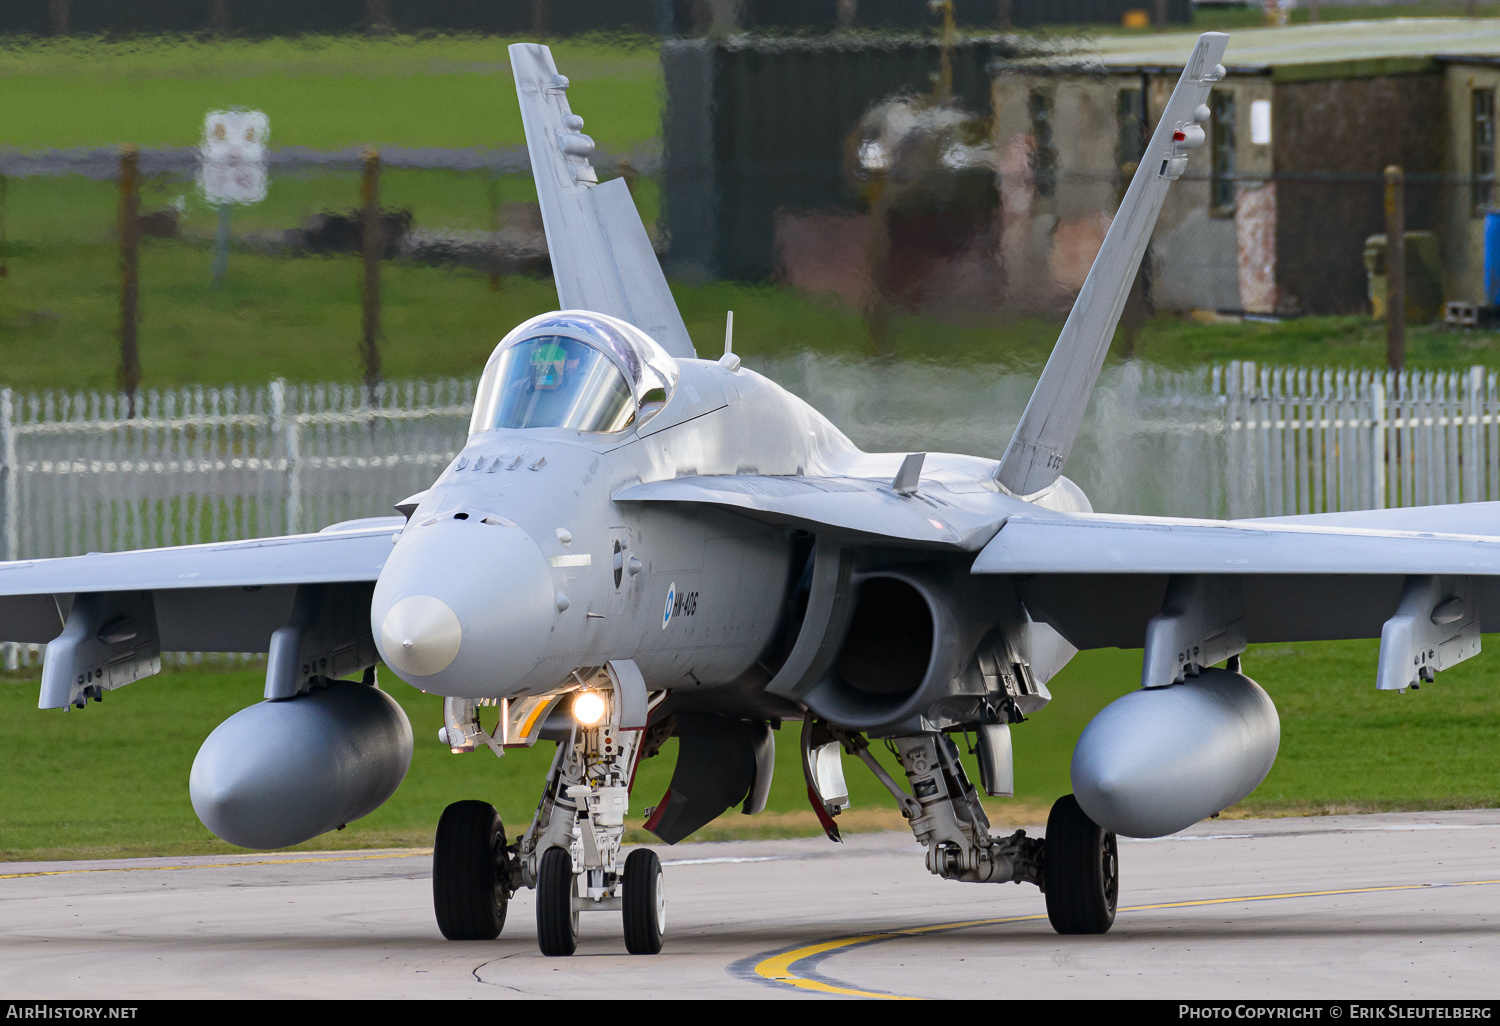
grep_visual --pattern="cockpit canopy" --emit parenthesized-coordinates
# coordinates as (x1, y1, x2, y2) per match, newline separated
(468, 311, 680, 436)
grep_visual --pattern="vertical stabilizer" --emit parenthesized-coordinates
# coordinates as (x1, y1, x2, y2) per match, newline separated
(995, 33, 1228, 497)
(509, 43, 697, 359)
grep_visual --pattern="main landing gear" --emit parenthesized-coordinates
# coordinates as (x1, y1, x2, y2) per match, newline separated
(432, 675, 667, 955)
(432, 800, 510, 941)
(818, 723, 1118, 935)
(1043, 793, 1118, 934)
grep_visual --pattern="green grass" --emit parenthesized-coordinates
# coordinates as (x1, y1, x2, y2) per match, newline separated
(3, 230, 1496, 393)
(1125, 312, 1500, 372)
(0, 34, 662, 151)
(2, 637, 1496, 860)
(1051, 2, 1500, 37)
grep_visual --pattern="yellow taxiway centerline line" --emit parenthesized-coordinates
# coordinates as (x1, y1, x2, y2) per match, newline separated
(753, 878, 1500, 999)
(0, 849, 434, 880)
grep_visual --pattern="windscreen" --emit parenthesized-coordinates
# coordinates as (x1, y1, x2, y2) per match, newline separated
(470, 335, 636, 434)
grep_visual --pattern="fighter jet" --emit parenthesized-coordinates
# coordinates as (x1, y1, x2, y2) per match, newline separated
(6, 33, 1495, 956)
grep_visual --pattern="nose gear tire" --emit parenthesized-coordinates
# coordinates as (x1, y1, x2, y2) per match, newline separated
(432, 800, 508, 941)
(622, 847, 665, 954)
(536, 846, 580, 956)
(1043, 793, 1119, 935)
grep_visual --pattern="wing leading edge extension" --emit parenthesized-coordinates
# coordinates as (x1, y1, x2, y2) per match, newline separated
(614, 473, 1018, 550)
(509, 43, 697, 359)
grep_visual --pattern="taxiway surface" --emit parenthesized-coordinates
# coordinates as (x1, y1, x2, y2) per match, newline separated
(2, 809, 1497, 999)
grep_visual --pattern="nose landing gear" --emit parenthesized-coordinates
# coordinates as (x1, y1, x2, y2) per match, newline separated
(432, 666, 668, 956)
(521, 695, 664, 957)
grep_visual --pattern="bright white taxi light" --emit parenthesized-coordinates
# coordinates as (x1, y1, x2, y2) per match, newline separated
(573, 691, 606, 726)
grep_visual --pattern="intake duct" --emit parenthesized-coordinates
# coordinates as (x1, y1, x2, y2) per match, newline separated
(802, 570, 943, 731)
(834, 577, 934, 702)
(765, 543, 1003, 736)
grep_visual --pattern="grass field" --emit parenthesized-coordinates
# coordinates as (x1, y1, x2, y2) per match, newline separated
(4, 236, 1500, 393)
(7, 24, 1500, 391)
(0, 35, 661, 151)
(1057, 1, 1500, 36)
(2, 637, 1495, 861)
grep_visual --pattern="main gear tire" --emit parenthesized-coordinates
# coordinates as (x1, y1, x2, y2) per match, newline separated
(622, 848, 665, 955)
(536, 846, 579, 956)
(432, 800, 508, 941)
(1043, 793, 1119, 935)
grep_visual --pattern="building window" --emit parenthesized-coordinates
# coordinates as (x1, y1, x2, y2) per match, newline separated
(1474, 88, 1495, 216)
(1211, 90, 1236, 215)
(1117, 87, 1146, 178)
(1029, 88, 1057, 198)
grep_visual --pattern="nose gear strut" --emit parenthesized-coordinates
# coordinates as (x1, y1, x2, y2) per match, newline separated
(511, 664, 667, 956)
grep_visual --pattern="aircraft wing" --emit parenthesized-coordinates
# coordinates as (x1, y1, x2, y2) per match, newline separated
(509, 43, 697, 360)
(972, 506, 1500, 690)
(0, 518, 400, 709)
(972, 507, 1500, 576)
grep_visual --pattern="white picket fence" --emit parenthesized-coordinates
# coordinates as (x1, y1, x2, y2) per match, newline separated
(3, 359, 1498, 664)
(1221, 362, 1500, 518)
(0, 377, 476, 564)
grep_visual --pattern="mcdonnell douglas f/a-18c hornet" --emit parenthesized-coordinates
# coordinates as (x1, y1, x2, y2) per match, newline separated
(7, 33, 1496, 956)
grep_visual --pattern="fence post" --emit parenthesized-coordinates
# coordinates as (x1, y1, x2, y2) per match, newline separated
(271, 378, 300, 534)
(119, 145, 141, 417)
(0, 386, 13, 564)
(1, 387, 15, 670)
(1225, 362, 1241, 518)
(1468, 365, 1483, 502)
(1372, 376, 1387, 509)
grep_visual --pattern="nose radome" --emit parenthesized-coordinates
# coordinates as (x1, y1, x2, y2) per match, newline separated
(379, 595, 462, 677)
(372, 517, 554, 695)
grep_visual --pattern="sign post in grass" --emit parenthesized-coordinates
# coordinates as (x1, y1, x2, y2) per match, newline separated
(198, 110, 268, 289)
(118, 145, 140, 417)
(361, 148, 384, 407)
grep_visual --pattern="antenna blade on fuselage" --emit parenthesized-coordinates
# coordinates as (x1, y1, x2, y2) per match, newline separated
(509, 43, 697, 359)
(994, 32, 1229, 498)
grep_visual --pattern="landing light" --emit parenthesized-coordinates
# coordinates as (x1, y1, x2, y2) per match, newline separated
(573, 691, 606, 726)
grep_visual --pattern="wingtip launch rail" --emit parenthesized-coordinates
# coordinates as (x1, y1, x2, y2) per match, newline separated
(995, 32, 1229, 498)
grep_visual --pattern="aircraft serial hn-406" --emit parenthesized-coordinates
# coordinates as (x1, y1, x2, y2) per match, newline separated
(8, 33, 1494, 956)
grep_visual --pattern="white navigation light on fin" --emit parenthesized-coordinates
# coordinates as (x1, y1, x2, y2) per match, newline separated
(509, 43, 697, 360)
(995, 32, 1228, 498)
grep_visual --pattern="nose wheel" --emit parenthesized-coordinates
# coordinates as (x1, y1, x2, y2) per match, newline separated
(533, 845, 667, 956)
(622, 847, 665, 954)
(535, 846, 580, 956)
